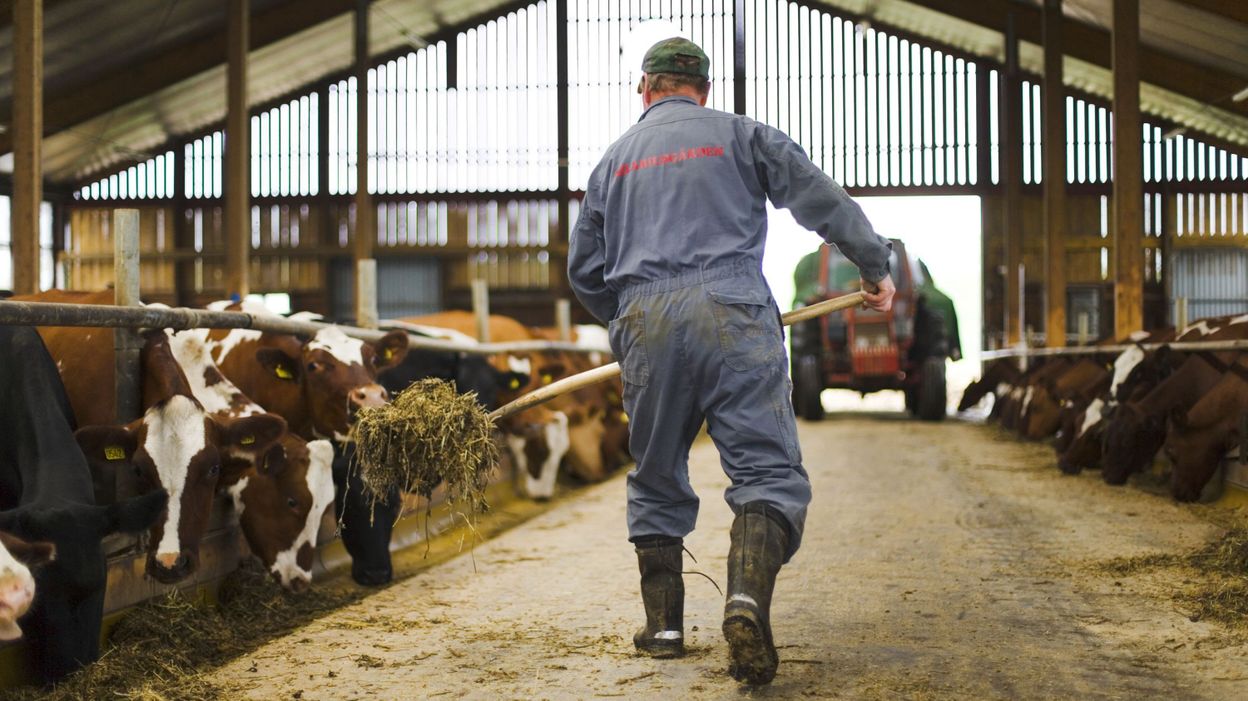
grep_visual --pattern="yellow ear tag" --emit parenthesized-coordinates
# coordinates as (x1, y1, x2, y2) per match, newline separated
(619, 413, 629, 425)
(541, 374, 554, 385)
(104, 446, 126, 461)
(240, 435, 256, 446)
(509, 378, 521, 390)
(384, 348, 395, 360)
(275, 365, 294, 380)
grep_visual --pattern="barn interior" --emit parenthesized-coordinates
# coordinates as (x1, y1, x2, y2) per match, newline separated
(1, 0, 1247, 697)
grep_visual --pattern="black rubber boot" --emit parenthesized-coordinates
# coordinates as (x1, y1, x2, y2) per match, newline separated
(723, 502, 790, 685)
(633, 536, 684, 658)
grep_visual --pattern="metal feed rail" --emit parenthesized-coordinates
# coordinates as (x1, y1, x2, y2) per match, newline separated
(0, 300, 612, 357)
(981, 339, 1248, 360)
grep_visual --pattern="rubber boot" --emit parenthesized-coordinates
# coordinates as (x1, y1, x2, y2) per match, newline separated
(723, 502, 790, 685)
(633, 536, 684, 658)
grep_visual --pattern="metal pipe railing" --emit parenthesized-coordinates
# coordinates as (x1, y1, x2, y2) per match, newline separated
(0, 301, 612, 357)
(981, 339, 1248, 360)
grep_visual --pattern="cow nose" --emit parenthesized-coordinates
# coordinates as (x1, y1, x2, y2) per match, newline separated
(349, 384, 389, 409)
(288, 576, 310, 594)
(156, 552, 190, 572)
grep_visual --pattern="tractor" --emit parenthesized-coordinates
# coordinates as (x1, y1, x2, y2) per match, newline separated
(789, 239, 961, 421)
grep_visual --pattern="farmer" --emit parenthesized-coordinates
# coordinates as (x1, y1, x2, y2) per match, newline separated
(568, 37, 895, 685)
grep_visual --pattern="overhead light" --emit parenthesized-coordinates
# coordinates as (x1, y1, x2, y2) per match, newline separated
(1234, 86, 1248, 103)
(1163, 126, 1187, 140)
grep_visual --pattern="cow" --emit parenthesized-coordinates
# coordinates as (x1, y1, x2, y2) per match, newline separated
(17, 289, 286, 583)
(194, 300, 409, 443)
(957, 359, 1022, 414)
(1099, 352, 1233, 485)
(401, 311, 574, 501)
(1018, 359, 1111, 441)
(163, 329, 335, 592)
(1165, 356, 1248, 501)
(0, 531, 55, 641)
(0, 324, 167, 682)
(997, 359, 1073, 432)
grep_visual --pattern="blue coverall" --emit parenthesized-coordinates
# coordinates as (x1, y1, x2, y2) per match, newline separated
(568, 95, 892, 561)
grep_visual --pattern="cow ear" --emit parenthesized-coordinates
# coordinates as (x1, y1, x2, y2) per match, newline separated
(372, 330, 409, 371)
(0, 532, 56, 568)
(218, 413, 287, 456)
(255, 348, 301, 382)
(74, 424, 138, 464)
(536, 363, 565, 385)
(258, 442, 290, 478)
(497, 370, 530, 392)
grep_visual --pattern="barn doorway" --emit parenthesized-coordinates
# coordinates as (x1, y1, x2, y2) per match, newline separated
(763, 195, 982, 413)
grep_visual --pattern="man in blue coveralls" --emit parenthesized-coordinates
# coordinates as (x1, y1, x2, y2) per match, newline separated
(568, 37, 895, 685)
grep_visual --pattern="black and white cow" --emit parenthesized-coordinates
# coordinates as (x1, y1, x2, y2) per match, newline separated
(0, 324, 167, 682)
(328, 338, 529, 587)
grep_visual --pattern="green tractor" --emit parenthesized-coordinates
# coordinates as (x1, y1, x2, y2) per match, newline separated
(790, 240, 961, 421)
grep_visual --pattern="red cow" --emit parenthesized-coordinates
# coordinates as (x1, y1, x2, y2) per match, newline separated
(20, 291, 285, 583)
(164, 329, 335, 591)
(192, 300, 409, 443)
(1165, 357, 1248, 501)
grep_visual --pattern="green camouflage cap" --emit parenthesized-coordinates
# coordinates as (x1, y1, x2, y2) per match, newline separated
(641, 37, 710, 79)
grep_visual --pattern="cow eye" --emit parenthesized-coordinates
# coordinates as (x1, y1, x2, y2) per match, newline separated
(287, 496, 299, 511)
(207, 463, 220, 478)
(307, 361, 322, 372)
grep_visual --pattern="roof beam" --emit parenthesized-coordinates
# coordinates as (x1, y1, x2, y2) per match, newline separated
(913, 0, 1248, 119)
(0, 0, 354, 155)
(1168, 0, 1248, 27)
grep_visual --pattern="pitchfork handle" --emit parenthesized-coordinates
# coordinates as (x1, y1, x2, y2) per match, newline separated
(488, 290, 868, 422)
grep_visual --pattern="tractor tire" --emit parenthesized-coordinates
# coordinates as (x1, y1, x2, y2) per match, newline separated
(916, 356, 947, 422)
(904, 387, 919, 416)
(794, 354, 825, 422)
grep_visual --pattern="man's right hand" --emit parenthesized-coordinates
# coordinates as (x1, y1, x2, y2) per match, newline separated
(862, 275, 896, 312)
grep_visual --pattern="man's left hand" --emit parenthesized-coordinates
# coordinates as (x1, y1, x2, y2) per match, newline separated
(862, 275, 896, 312)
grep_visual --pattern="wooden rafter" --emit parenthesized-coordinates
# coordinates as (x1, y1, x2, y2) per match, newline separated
(0, 0, 355, 155)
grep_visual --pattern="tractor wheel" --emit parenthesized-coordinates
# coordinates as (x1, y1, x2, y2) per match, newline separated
(794, 354, 825, 422)
(904, 386, 919, 416)
(916, 356, 947, 422)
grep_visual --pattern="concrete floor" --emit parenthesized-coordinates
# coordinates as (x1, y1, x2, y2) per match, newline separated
(207, 415, 1248, 700)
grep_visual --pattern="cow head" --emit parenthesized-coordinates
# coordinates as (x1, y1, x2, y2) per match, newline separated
(1164, 409, 1235, 502)
(1057, 398, 1112, 474)
(0, 531, 55, 641)
(228, 436, 335, 592)
(1100, 402, 1166, 485)
(255, 327, 408, 442)
(75, 404, 285, 583)
(1019, 384, 1063, 440)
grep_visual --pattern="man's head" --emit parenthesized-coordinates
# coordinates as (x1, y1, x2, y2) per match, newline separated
(638, 37, 710, 107)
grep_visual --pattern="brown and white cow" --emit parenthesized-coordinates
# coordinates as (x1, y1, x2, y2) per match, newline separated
(957, 359, 1023, 414)
(1018, 359, 1112, 441)
(193, 301, 409, 443)
(0, 531, 55, 640)
(19, 290, 286, 583)
(1165, 356, 1248, 501)
(403, 311, 574, 499)
(165, 329, 335, 591)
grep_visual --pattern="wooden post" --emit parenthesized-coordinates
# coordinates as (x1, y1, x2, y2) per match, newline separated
(354, 0, 378, 327)
(113, 209, 142, 425)
(1043, 0, 1067, 347)
(225, 0, 250, 298)
(471, 279, 490, 343)
(1000, 12, 1024, 347)
(12, 0, 42, 295)
(1112, 0, 1143, 338)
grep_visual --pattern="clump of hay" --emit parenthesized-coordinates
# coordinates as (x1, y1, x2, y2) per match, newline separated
(350, 379, 499, 512)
